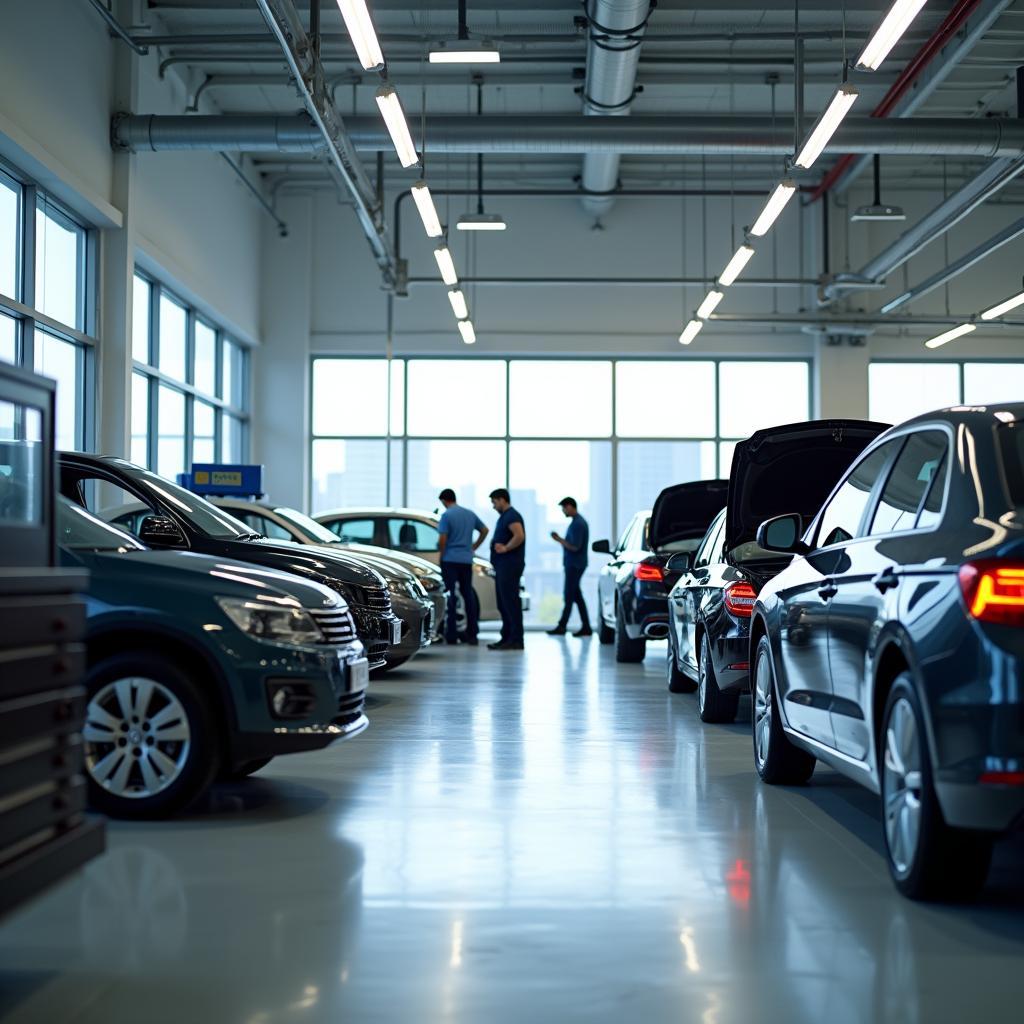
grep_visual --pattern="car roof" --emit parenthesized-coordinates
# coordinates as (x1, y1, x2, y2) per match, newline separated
(315, 507, 440, 520)
(894, 403, 1024, 430)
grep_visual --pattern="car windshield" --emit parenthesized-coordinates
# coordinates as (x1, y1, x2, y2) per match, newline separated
(58, 497, 144, 551)
(274, 506, 342, 545)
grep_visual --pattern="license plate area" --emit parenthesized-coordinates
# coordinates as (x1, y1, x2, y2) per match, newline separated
(390, 619, 402, 645)
(348, 658, 369, 694)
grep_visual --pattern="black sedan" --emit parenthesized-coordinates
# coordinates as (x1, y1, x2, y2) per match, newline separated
(750, 404, 1024, 900)
(58, 454, 402, 669)
(593, 481, 727, 663)
(666, 420, 888, 720)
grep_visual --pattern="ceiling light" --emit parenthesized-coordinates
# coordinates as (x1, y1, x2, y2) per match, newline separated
(924, 323, 976, 350)
(458, 319, 476, 344)
(456, 213, 507, 231)
(375, 86, 418, 168)
(411, 181, 443, 238)
(981, 290, 1024, 321)
(429, 39, 500, 64)
(335, 0, 384, 71)
(794, 84, 859, 170)
(696, 290, 725, 320)
(434, 246, 458, 286)
(850, 202, 906, 222)
(749, 180, 797, 237)
(718, 244, 755, 287)
(679, 319, 704, 345)
(448, 289, 468, 320)
(856, 0, 929, 72)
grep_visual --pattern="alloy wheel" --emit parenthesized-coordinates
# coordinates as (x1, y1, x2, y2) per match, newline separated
(84, 677, 192, 799)
(883, 696, 923, 879)
(698, 649, 708, 713)
(753, 653, 772, 770)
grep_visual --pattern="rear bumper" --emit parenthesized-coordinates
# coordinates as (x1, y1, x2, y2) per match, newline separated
(622, 589, 668, 639)
(710, 629, 752, 692)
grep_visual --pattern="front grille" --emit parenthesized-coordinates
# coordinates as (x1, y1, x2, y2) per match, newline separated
(368, 641, 389, 664)
(309, 607, 357, 645)
(361, 585, 392, 613)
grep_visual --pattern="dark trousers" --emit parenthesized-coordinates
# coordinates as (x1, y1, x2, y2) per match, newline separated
(557, 565, 590, 630)
(494, 560, 524, 645)
(441, 561, 478, 642)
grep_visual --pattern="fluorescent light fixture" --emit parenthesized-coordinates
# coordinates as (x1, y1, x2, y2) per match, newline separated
(924, 323, 976, 350)
(981, 290, 1024, 321)
(458, 319, 476, 344)
(850, 202, 906, 222)
(411, 181, 443, 238)
(718, 244, 756, 287)
(749, 180, 797, 237)
(679, 319, 704, 346)
(448, 289, 468, 319)
(696, 289, 725, 320)
(375, 86, 418, 168)
(856, 0, 929, 72)
(456, 213, 507, 231)
(429, 39, 500, 64)
(794, 84, 859, 170)
(335, 0, 384, 71)
(434, 246, 458, 286)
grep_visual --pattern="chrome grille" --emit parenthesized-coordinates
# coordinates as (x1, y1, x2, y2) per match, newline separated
(309, 607, 357, 645)
(362, 586, 392, 613)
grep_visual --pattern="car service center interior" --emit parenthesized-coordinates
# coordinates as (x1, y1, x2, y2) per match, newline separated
(2, 1, 1024, 1022)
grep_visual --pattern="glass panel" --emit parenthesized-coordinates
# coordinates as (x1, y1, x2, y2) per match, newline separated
(387, 517, 440, 553)
(33, 332, 81, 452)
(405, 439, 506, 520)
(616, 441, 717, 535)
(0, 312, 16, 364)
(615, 361, 716, 437)
(157, 384, 186, 480)
(406, 361, 506, 437)
(131, 372, 149, 467)
(917, 454, 949, 530)
(223, 339, 245, 407)
(35, 200, 83, 330)
(0, 175, 18, 301)
(868, 363, 960, 424)
(158, 294, 187, 381)
(311, 438, 389, 511)
(870, 432, 948, 536)
(962, 362, 1024, 407)
(132, 275, 150, 364)
(327, 516, 377, 543)
(718, 440, 738, 479)
(0, 402, 43, 523)
(815, 441, 899, 547)
(718, 362, 809, 438)
(235, 511, 291, 541)
(194, 321, 217, 396)
(509, 440, 613, 626)
(223, 413, 244, 462)
(390, 359, 405, 436)
(313, 358, 391, 436)
(193, 400, 216, 465)
(508, 361, 612, 437)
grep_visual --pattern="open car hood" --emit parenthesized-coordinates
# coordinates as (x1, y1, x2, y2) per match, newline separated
(649, 479, 729, 550)
(724, 419, 890, 552)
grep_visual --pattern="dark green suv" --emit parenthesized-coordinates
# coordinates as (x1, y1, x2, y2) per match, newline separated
(58, 499, 369, 819)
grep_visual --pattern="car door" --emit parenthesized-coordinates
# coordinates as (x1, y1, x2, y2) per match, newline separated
(673, 512, 725, 674)
(827, 431, 949, 760)
(600, 518, 636, 624)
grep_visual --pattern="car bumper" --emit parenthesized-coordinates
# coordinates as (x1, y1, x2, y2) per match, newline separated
(709, 625, 752, 692)
(624, 589, 669, 639)
(350, 607, 403, 669)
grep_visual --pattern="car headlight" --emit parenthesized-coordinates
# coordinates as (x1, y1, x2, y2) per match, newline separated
(418, 574, 442, 592)
(216, 597, 324, 646)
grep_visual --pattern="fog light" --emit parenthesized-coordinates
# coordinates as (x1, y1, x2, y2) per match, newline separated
(271, 686, 292, 716)
(266, 680, 317, 719)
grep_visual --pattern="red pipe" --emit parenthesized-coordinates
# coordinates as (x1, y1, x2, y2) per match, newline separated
(808, 0, 983, 203)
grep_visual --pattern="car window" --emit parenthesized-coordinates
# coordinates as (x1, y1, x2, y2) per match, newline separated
(80, 480, 153, 523)
(388, 517, 439, 553)
(694, 512, 724, 568)
(234, 511, 292, 541)
(615, 521, 632, 553)
(916, 453, 949, 530)
(330, 517, 376, 544)
(57, 498, 144, 551)
(869, 431, 948, 536)
(815, 440, 900, 548)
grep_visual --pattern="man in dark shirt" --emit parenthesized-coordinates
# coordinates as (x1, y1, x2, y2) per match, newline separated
(547, 497, 592, 637)
(487, 487, 526, 651)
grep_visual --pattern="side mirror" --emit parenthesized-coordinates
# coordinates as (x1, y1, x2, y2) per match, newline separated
(665, 551, 693, 573)
(592, 539, 611, 554)
(138, 514, 187, 549)
(756, 514, 809, 555)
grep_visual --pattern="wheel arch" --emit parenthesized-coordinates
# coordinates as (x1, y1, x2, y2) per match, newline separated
(869, 628, 923, 768)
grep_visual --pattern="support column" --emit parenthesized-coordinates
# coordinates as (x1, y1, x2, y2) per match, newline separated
(814, 340, 870, 419)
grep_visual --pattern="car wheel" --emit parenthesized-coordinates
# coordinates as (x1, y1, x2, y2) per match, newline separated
(615, 602, 646, 664)
(82, 653, 221, 819)
(881, 675, 993, 901)
(697, 633, 740, 723)
(224, 757, 272, 781)
(752, 635, 815, 785)
(667, 630, 696, 694)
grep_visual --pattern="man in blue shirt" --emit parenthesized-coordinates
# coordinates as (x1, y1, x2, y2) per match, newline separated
(547, 497, 592, 636)
(437, 488, 489, 645)
(487, 487, 526, 651)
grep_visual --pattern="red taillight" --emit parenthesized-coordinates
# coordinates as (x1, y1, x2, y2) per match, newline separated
(634, 560, 664, 582)
(979, 771, 1024, 786)
(724, 581, 757, 618)
(958, 561, 1024, 626)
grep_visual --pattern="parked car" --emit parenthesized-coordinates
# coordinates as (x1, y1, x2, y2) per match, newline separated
(57, 498, 368, 818)
(58, 454, 402, 670)
(665, 421, 888, 720)
(593, 481, 727, 663)
(750, 405, 1024, 900)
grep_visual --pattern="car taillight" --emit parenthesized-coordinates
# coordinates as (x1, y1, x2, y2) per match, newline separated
(979, 771, 1024, 786)
(724, 581, 757, 618)
(634, 560, 664, 582)
(958, 560, 1024, 626)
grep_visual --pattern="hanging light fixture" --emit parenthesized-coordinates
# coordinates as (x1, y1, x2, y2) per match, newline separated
(679, 320, 704, 346)
(457, 84, 506, 231)
(924, 323, 975, 350)
(793, 84, 859, 170)
(749, 181, 797, 237)
(458, 319, 476, 344)
(335, 0, 385, 71)
(375, 86, 419, 168)
(448, 289, 469, 319)
(696, 290, 725, 320)
(411, 181, 443, 237)
(718, 245, 756, 287)
(434, 246, 458, 286)
(429, 1, 500, 64)
(856, 0, 930, 72)
(981, 290, 1024, 321)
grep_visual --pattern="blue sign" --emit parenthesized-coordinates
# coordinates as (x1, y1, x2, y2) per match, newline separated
(180, 463, 265, 497)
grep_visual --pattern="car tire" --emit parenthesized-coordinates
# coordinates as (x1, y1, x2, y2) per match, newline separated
(697, 633, 740, 723)
(224, 757, 273, 781)
(82, 653, 221, 819)
(667, 630, 696, 694)
(615, 602, 646, 664)
(752, 635, 815, 785)
(881, 675, 993, 901)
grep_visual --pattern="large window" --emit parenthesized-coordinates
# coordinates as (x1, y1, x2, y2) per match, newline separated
(131, 271, 249, 474)
(310, 357, 810, 623)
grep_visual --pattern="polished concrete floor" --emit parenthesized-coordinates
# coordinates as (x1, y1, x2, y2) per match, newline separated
(2, 634, 1024, 1023)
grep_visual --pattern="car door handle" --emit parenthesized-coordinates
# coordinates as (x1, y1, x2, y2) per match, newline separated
(873, 568, 900, 593)
(818, 583, 838, 601)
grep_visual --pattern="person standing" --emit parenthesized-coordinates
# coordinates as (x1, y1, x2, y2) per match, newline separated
(437, 488, 488, 645)
(487, 488, 526, 651)
(547, 497, 592, 637)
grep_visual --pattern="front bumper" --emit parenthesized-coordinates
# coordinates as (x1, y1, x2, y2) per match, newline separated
(388, 593, 434, 663)
(350, 607, 402, 669)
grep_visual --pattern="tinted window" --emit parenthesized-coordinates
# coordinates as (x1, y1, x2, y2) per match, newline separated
(869, 432, 948, 536)
(330, 517, 376, 544)
(58, 498, 143, 551)
(388, 517, 439, 553)
(998, 422, 1024, 509)
(694, 512, 724, 568)
(916, 454, 949, 530)
(234, 511, 291, 541)
(816, 442, 898, 548)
